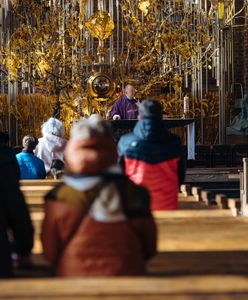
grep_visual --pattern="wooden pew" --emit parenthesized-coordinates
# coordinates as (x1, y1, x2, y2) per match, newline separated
(147, 214, 248, 275)
(1, 276, 248, 299)
(31, 211, 248, 276)
(185, 167, 240, 199)
(31, 209, 238, 253)
(21, 179, 239, 255)
(20, 179, 60, 187)
(20, 180, 61, 209)
(20, 180, 214, 210)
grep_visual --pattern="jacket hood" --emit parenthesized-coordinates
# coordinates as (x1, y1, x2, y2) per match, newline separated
(41, 133, 66, 152)
(133, 119, 168, 142)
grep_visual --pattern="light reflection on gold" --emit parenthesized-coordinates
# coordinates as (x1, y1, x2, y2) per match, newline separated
(137, 0, 150, 16)
(85, 10, 114, 41)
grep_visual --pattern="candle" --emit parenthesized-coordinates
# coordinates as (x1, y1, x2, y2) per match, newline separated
(183, 95, 189, 116)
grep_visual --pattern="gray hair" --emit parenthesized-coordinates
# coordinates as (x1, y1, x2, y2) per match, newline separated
(124, 84, 135, 92)
(41, 117, 64, 137)
(22, 135, 38, 150)
(70, 114, 112, 140)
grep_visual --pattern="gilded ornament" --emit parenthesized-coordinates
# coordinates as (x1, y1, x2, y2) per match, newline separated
(87, 72, 115, 99)
(38, 58, 51, 77)
(85, 10, 114, 41)
(137, 0, 150, 16)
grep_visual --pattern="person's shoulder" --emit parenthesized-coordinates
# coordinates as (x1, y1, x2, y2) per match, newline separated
(118, 132, 137, 151)
(16, 151, 23, 158)
(33, 154, 45, 164)
(119, 131, 136, 143)
(45, 182, 93, 212)
(115, 95, 126, 103)
(160, 132, 183, 158)
(163, 129, 182, 145)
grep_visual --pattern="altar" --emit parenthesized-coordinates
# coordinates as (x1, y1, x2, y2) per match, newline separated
(110, 119, 195, 160)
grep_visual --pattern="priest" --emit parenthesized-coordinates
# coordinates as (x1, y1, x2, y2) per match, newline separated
(109, 84, 140, 120)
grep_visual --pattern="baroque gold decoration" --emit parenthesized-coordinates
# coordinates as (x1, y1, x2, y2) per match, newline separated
(85, 10, 115, 60)
(0, 0, 247, 145)
(137, 0, 150, 16)
(85, 10, 115, 41)
(87, 72, 115, 99)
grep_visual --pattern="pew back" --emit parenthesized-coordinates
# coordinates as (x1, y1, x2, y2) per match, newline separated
(1, 276, 248, 299)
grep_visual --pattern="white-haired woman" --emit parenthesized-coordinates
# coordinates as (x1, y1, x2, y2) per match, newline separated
(34, 117, 66, 174)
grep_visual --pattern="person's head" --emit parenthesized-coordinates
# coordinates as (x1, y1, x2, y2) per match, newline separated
(138, 99, 163, 120)
(22, 135, 39, 151)
(41, 117, 64, 138)
(70, 114, 113, 141)
(64, 114, 118, 174)
(124, 84, 136, 99)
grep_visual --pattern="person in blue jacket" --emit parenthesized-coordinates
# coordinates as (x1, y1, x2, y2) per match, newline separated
(16, 135, 46, 179)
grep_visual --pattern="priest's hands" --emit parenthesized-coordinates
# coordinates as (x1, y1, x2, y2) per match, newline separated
(113, 114, 121, 120)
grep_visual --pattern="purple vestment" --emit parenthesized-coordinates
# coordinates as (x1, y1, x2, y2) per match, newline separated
(109, 95, 139, 120)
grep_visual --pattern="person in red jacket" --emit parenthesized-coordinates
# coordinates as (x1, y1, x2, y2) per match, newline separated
(41, 115, 156, 277)
(118, 100, 185, 210)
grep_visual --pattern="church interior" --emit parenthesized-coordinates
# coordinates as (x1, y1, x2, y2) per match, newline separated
(1, 0, 248, 298)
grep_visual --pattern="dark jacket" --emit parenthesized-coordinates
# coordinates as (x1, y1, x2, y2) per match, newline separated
(42, 174, 157, 277)
(0, 145, 33, 277)
(118, 119, 185, 210)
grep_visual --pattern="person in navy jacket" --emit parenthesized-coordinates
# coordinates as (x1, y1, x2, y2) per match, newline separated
(16, 135, 46, 179)
(118, 99, 185, 210)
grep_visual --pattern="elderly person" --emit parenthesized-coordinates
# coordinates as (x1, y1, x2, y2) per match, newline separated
(42, 115, 156, 277)
(34, 118, 66, 174)
(16, 135, 46, 179)
(109, 84, 140, 120)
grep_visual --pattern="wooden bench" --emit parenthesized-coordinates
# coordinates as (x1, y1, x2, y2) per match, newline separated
(147, 215, 248, 275)
(21, 180, 227, 211)
(21, 180, 239, 255)
(185, 167, 240, 199)
(1, 276, 248, 299)
(16, 207, 248, 277)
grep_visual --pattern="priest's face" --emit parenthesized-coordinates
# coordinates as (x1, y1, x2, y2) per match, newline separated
(125, 85, 136, 99)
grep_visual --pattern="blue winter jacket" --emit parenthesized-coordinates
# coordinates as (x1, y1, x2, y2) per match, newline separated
(16, 150, 46, 179)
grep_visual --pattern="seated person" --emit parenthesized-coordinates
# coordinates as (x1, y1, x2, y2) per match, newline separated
(42, 115, 156, 277)
(118, 100, 185, 210)
(16, 135, 46, 179)
(34, 117, 66, 174)
(0, 131, 33, 277)
(48, 159, 65, 179)
(109, 84, 140, 120)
